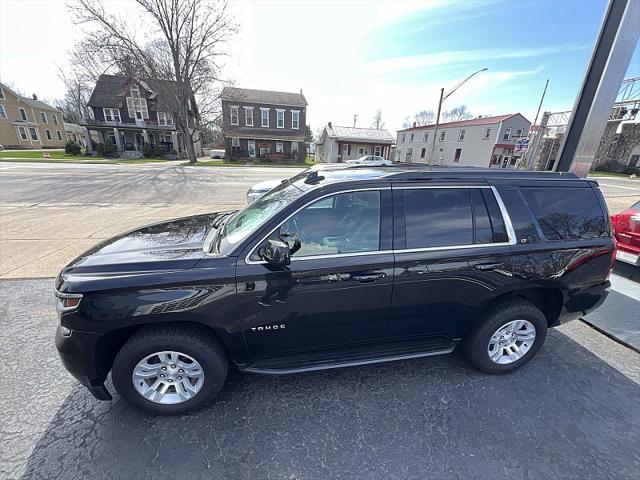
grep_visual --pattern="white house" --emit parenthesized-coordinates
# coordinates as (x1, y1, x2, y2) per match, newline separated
(315, 123, 395, 163)
(395, 113, 531, 168)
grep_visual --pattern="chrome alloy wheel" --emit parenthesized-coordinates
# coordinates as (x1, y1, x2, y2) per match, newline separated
(132, 351, 205, 404)
(487, 320, 536, 365)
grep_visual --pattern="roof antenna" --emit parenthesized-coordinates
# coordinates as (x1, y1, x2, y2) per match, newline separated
(304, 170, 325, 185)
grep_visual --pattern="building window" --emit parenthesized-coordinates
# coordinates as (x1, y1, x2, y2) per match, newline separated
(244, 107, 254, 127)
(0, 87, 5, 99)
(503, 128, 512, 140)
(421, 148, 426, 159)
(40, 112, 48, 123)
(17, 126, 28, 140)
(358, 147, 366, 157)
(45, 129, 52, 140)
(454, 148, 462, 163)
(424, 131, 429, 141)
(231, 137, 240, 147)
(157, 112, 172, 126)
(56, 130, 62, 141)
(276, 109, 285, 128)
(248, 140, 256, 157)
(103, 108, 121, 123)
(275, 141, 283, 153)
(458, 129, 465, 141)
(401, 133, 405, 143)
(260, 108, 269, 127)
(130, 84, 141, 97)
(291, 142, 299, 154)
(291, 110, 300, 129)
(53, 114, 59, 125)
(342, 144, 351, 156)
(484, 128, 491, 140)
(439, 131, 445, 141)
(230, 106, 239, 125)
(126, 96, 149, 120)
(28, 127, 39, 141)
(0, 105, 6, 119)
(19, 107, 27, 121)
(516, 128, 523, 137)
(406, 148, 412, 161)
(374, 145, 381, 156)
(410, 133, 414, 142)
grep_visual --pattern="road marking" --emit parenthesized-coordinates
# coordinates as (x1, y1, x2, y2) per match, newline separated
(598, 183, 640, 191)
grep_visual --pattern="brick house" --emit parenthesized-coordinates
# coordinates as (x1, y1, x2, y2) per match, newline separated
(0, 82, 66, 149)
(314, 123, 395, 163)
(80, 74, 201, 157)
(221, 87, 307, 161)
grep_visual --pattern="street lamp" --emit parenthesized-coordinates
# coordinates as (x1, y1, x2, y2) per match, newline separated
(427, 67, 488, 165)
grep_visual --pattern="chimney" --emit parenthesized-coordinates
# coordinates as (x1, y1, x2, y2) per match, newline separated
(328, 121, 332, 128)
(32, 94, 38, 100)
(412, 121, 416, 128)
(300, 88, 303, 94)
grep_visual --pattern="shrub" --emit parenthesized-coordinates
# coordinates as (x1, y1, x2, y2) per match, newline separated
(623, 165, 640, 176)
(142, 144, 154, 158)
(593, 163, 609, 172)
(65, 140, 82, 156)
(96, 142, 118, 158)
(152, 145, 163, 158)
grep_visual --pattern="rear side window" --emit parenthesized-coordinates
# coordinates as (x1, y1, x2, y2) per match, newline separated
(403, 188, 473, 248)
(521, 187, 607, 240)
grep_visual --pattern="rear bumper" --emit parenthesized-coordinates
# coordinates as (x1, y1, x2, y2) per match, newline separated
(55, 326, 112, 401)
(553, 281, 610, 326)
(616, 248, 639, 266)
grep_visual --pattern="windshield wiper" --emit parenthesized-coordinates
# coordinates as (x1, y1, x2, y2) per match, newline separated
(203, 212, 234, 254)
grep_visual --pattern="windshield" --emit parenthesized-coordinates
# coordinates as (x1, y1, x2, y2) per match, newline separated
(214, 176, 310, 255)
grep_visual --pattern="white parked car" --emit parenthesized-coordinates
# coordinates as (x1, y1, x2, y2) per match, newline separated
(209, 148, 225, 159)
(345, 155, 391, 166)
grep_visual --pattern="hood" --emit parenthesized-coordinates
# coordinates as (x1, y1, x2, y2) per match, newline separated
(249, 179, 284, 192)
(60, 211, 234, 278)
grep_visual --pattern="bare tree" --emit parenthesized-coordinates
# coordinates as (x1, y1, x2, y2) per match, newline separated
(442, 105, 473, 122)
(371, 109, 385, 129)
(55, 69, 94, 123)
(70, 0, 236, 163)
(414, 110, 435, 126)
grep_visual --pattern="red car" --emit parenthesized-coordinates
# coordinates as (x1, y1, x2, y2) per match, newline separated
(611, 200, 640, 266)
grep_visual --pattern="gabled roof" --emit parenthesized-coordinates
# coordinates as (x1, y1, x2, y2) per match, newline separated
(324, 125, 395, 143)
(221, 87, 307, 106)
(0, 82, 61, 112)
(398, 113, 529, 132)
(87, 74, 182, 108)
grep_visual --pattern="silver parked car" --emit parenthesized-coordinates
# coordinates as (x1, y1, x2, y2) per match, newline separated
(345, 155, 391, 166)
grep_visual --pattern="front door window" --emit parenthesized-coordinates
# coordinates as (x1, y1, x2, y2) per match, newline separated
(248, 140, 256, 157)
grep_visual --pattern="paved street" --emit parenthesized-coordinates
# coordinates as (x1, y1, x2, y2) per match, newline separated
(0, 162, 639, 479)
(1, 278, 639, 480)
(0, 163, 638, 278)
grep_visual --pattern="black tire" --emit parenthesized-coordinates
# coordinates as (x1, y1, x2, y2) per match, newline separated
(463, 298, 547, 374)
(112, 325, 228, 415)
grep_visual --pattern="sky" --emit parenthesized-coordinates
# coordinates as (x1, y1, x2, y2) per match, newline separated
(1, 0, 639, 134)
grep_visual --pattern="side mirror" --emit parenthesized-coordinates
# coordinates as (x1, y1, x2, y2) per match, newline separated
(259, 239, 291, 265)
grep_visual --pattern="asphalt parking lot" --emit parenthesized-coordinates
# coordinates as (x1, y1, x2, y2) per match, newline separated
(1, 162, 639, 479)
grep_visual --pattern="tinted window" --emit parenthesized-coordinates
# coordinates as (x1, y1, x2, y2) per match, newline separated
(278, 191, 381, 257)
(481, 189, 509, 243)
(496, 187, 541, 244)
(521, 187, 607, 240)
(471, 189, 493, 244)
(403, 188, 473, 248)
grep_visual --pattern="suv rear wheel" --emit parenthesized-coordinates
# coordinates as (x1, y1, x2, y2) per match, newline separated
(463, 298, 547, 374)
(112, 325, 228, 415)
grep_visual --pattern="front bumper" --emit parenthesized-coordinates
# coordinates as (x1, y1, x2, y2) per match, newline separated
(55, 325, 112, 400)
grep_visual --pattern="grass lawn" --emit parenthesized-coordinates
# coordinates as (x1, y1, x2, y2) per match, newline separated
(588, 171, 638, 179)
(0, 149, 171, 164)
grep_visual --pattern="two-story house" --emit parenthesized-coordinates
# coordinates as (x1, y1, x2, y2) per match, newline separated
(221, 87, 307, 161)
(396, 113, 531, 168)
(81, 74, 201, 157)
(0, 82, 66, 149)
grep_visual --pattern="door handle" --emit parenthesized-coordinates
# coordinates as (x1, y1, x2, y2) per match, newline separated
(474, 262, 504, 271)
(352, 273, 385, 283)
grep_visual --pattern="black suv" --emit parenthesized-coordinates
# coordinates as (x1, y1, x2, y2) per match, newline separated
(55, 166, 614, 414)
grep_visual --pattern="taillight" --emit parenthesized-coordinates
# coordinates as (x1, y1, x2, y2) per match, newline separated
(55, 291, 83, 314)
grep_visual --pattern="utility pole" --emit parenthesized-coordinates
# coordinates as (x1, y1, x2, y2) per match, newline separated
(427, 67, 488, 165)
(353, 115, 358, 128)
(523, 79, 549, 169)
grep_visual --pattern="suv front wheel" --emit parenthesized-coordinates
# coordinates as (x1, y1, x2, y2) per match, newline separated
(463, 298, 547, 374)
(112, 325, 228, 415)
